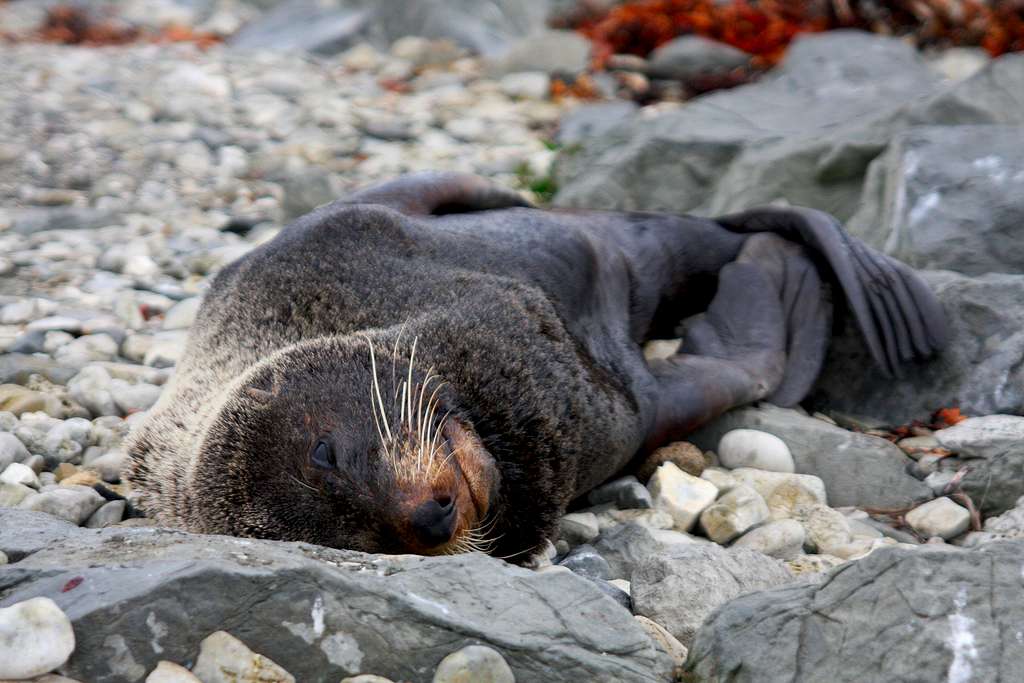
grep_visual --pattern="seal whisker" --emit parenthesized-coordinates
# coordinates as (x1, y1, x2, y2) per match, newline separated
(288, 472, 318, 493)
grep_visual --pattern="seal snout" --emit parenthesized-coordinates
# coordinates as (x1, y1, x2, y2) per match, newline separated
(410, 494, 457, 547)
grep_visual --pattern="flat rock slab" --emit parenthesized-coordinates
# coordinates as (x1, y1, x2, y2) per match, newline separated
(687, 541, 1024, 682)
(0, 510, 671, 683)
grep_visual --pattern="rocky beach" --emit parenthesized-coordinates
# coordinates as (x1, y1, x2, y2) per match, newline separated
(1, 1, 1024, 681)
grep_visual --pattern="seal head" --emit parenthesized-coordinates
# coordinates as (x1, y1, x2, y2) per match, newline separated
(175, 335, 500, 555)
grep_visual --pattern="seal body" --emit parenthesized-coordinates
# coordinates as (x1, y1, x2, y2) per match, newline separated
(127, 173, 946, 562)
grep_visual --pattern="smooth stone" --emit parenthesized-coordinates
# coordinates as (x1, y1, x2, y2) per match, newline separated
(558, 544, 611, 580)
(698, 484, 769, 544)
(847, 518, 884, 539)
(111, 381, 163, 415)
(647, 462, 719, 532)
(646, 35, 750, 80)
(161, 297, 202, 330)
(67, 366, 120, 418)
(0, 597, 76, 679)
(19, 485, 105, 525)
(934, 415, 1024, 459)
(0, 384, 63, 418)
(499, 72, 550, 100)
(84, 500, 126, 529)
(191, 631, 295, 683)
(905, 497, 971, 540)
(558, 512, 600, 546)
(717, 429, 795, 473)
(632, 544, 792, 647)
(731, 519, 806, 560)
(634, 616, 688, 670)
(341, 676, 396, 683)
(145, 661, 204, 683)
(88, 450, 128, 483)
(587, 475, 653, 510)
(765, 480, 824, 521)
(1, 462, 40, 488)
(433, 645, 514, 683)
(0, 481, 37, 508)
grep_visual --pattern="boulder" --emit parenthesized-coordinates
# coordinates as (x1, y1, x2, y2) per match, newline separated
(809, 270, 1024, 423)
(554, 31, 942, 218)
(689, 404, 930, 508)
(0, 510, 672, 683)
(230, 0, 551, 58)
(687, 542, 1024, 682)
(847, 125, 1024, 276)
(631, 544, 792, 647)
(934, 415, 1024, 459)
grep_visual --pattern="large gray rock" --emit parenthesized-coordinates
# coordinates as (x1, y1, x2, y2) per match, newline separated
(554, 33, 1024, 223)
(554, 31, 942, 218)
(0, 510, 671, 683)
(688, 404, 931, 509)
(848, 125, 1024, 275)
(810, 270, 1024, 424)
(230, 0, 552, 57)
(631, 544, 792, 648)
(687, 542, 1024, 682)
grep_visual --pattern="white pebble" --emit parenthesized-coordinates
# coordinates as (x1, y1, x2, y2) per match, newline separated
(1, 461, 39, 488)
(0, 597, 76, 679)
(906, 497, 971, 540)
(717, 429, 795, 473)
(647, 462, 719, 532)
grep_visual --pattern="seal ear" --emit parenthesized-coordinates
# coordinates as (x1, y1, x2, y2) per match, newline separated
(245, 386, 274, 405)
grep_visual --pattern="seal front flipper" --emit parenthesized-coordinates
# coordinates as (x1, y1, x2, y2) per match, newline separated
(344, 171, 533, 216)
(715, 207, 948, 378)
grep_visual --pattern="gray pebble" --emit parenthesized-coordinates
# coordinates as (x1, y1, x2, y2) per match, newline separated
(588, 475, 653, 510)
(432, 645, 514, 683)
(19, 485, 104, 524)
(85, 500, 126, 528)
(558, 544, 611, 580)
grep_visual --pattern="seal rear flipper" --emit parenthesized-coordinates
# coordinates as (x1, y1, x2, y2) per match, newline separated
(644, 258, 788, 451)
(715, 207, 948, 378)
(344, 171, 533, 216)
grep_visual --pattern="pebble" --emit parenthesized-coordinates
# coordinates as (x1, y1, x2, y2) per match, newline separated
(699, 484, 769, 544)
(432, 645, 515, 683)
(111, 380, 163, 414)
(558, 512, 600, 546)
(0, 432, 30, 469)
(731, 519, 806, 560)
(699, 467, 738, 494)
(145, 660, 204, 682)
(730, 468, 828, 509)
(85, 499, 127, 528)
(935, 414, 1024, 458)
(597, 508, 674, 531)
(647, 462, 719, 532)
(1, 461, 40, 488)
(785, 553, 845, 576)
(68, 366, 120, 417)
(594, 579, 633, 611)
(790, 502, 853, 555)
(88, 449, 129, 482)
(499, 72, 550, 100)
(717, 429, 795, 473)
(161, 297, 202, 330)
(0, 597, 76, 680)
(587, 475, 653, 510)
(558, 544, 612, 580)
(191, 631, 295, 683)
(0, 481, 37, 507)
(19, 485, 106, 525)
(341, 676, 397, 683)
(905, 497, 971, 540)
(0, 384, 63, 417)
(638, 441, 707, 481)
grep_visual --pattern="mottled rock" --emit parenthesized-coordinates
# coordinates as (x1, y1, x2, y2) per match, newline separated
(632, 544, 792, 647)
(0, 597, 75, 680)
(638, 441, 706, 481)
(906, 497, 971, 540)
(934, 415, 1024, 459)
(647, 462, 718, 532)
(558, 544, 611, 581)
(731, 519, 805, 560)
(688, 542, 1024, 682)
(0, 510, 671, 682)
(594, 523, 702, 580)
(587, 475, 653, 510)
(432, 645, 514, 683)
(698, 484, 769, 544)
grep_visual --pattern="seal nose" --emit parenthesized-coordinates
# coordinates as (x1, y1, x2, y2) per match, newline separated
(410, 495, 457, 547)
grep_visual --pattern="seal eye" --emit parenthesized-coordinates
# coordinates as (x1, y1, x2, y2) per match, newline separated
(311, 440, 336, 469)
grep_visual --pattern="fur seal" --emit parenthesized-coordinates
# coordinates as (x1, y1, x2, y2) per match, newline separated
(127, 172, 947, 562)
